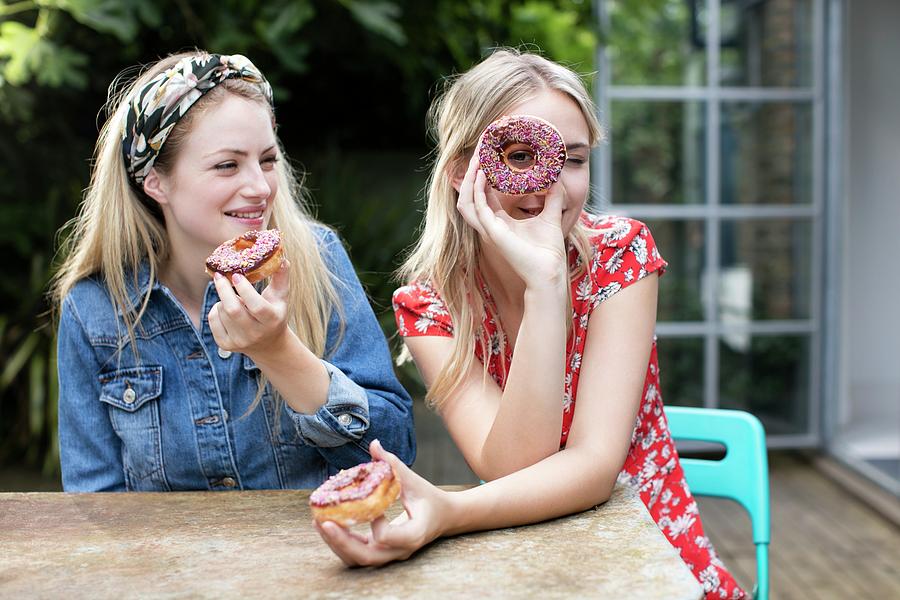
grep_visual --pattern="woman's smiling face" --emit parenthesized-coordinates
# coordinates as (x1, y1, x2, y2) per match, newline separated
(146, 93, 280, 262)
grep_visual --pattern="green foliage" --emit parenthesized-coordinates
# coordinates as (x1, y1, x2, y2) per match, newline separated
(605, 0, 701, 86)
(508, 1, 597, 69)
(0, 0, 598, 476)
(0, 19, 87, 87)
(338, 0, 406, 45)
(0, 253, 59, 474)
(56, 0, 163, 43)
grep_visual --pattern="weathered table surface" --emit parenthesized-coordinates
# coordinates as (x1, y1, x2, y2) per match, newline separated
(0, 483, 702, 599)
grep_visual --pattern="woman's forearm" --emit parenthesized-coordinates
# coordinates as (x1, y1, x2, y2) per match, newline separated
(443, 445, 619, 536)
(249, 330, 330, 413)
(479, 284, 568, 478)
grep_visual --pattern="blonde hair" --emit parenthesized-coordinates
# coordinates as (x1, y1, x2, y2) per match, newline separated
(399, 48, 604, 409)
(51, 50, 340, 395)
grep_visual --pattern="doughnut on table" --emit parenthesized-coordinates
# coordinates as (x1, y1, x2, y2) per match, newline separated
(0, 484, 702, 599)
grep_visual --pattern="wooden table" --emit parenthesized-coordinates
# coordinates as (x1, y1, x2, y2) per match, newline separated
(0, 484, 702, 599)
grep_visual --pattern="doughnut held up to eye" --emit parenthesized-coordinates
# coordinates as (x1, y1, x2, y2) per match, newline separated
(205, 229, 284, 284)
(478, 115, 567, 195)
(310, 460, 401, 526)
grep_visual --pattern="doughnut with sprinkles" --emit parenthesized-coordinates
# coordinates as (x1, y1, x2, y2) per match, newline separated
(310, 460, 401, 526)
(205, 229, 284, 283)
(478, 115, 567, 195)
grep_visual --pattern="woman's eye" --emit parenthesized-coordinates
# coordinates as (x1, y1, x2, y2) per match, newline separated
(215, 162, 237, 171)
(507, 151, 535, 167)
(566, 157, 587, 166)
(261, 156, 279, 169)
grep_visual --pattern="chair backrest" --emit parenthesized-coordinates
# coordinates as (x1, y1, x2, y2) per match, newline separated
(664, 406, 770, 600)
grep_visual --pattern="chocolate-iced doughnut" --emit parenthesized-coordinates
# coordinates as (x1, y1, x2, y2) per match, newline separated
(478, 115, 567, 195)
(205, 229, 283, 284)
(310, 460, 401, 526)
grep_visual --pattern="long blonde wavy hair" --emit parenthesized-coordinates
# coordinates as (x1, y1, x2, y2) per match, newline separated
(399, 49, 604, 409)
(51, 51, 340, 372)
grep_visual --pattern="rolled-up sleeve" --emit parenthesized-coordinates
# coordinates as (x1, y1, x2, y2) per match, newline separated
(284, 228, 416, 469)
(287, 360, 370, 446)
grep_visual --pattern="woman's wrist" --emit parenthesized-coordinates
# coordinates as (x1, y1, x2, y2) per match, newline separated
(439, 485, 482, 538)
(247, 327, 305, 368)
(523, 276, 568, 305)
(248, 329, 330, 412)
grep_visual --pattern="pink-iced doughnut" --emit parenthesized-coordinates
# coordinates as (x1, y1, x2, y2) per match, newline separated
(478, 115, 567, 195)
(310, 460, 401, 526)
(205, 229, 283, 284)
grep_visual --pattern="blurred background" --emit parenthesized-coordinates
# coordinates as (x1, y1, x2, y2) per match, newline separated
(0, 0, 896, 534)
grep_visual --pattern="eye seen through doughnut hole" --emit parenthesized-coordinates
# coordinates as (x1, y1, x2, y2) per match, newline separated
(501, 142, 537, 172)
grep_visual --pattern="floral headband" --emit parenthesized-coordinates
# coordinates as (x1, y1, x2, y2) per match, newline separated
(121, 53, 274, 185)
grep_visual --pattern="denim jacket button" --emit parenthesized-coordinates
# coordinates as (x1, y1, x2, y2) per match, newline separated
(217, 348, 233, 359)
(123, 388, 136, 404)
(337, 413, 352, 427)
(222, 477, 236, 488)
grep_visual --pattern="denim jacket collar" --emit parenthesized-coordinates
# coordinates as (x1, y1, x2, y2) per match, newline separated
(118, 261, 161, 317)
(120, 261, 220, 317)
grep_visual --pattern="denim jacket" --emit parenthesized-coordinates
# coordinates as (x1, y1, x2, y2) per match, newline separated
(57, 227, 415, 491)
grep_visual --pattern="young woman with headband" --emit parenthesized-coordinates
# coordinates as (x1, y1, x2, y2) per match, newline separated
(51, 51, 415, 492)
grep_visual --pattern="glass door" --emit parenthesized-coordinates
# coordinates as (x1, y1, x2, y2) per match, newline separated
(595, 0, 824, 444)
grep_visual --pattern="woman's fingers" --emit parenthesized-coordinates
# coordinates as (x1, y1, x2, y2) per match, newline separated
(207, 303, 232, 349)
(456, 152, 487, 238)
(229, 274, 267, 321)
(212, 272, 245, 319)
(540, 182, 565, 225)
(263, 260, 291, 302)
(316, 519, 414, 567)
(472, 170, 495, 223)
(210, 262, 290, 335)
(231, 260, 290, 322)
(473, 170, 515, 241)
(314, 520, 365, 567)
(370, 438, 423, 521)
(369, 439, 418, 486)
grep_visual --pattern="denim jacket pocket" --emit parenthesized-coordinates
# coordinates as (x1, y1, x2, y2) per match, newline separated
(98, 365, 166, 487)
(242, 354, 304, 447)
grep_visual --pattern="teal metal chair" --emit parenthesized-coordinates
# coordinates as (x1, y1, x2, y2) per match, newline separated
(664, 406, 770, 600)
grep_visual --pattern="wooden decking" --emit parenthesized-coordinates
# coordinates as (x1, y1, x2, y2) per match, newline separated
(412, 400, 900, 599)
(699, 452, 900, 599)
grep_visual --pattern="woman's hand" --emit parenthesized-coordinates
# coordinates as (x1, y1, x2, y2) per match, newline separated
(208, 261, 291, 357)
(456, 151, 568, 290)
(314, 439, 453, 567)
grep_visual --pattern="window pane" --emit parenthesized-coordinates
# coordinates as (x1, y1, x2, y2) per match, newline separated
(719, 219, 812, 320)
(720, 102, 812, 205)
(645, 219, 706, 321)
(606, 0, 707, 86)
(720, 0, 814, 87)
(658, 337, 704, 408)
(719, 335, 810, 434)
(611, 101, 706, 204)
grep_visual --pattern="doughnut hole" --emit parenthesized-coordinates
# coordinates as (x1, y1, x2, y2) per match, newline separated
(233, 237, 254, 251)
(501, 142, 537, 172)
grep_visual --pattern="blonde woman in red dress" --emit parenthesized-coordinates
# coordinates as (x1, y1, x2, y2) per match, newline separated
(315, 49, 745, 599)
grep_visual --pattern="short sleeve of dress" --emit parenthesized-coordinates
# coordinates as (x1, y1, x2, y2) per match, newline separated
(584, 216, 667, 309)
(392, 282, 454, 338)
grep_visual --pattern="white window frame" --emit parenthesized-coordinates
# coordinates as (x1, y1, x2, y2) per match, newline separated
(593, 0, 832, 447)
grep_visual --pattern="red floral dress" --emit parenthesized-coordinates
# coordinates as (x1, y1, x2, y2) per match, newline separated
(393, 214, 746, 599)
